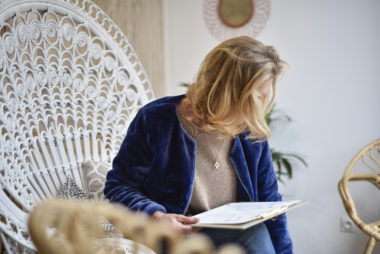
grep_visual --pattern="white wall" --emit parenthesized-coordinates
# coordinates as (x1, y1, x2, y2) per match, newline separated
(163, 0, 380, 253)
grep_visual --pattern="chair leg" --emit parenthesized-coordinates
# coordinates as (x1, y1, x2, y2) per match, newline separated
(364, 237, 376, 254)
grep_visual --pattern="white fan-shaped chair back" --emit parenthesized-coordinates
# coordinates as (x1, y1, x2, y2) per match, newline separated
(0, 0, 154, 252)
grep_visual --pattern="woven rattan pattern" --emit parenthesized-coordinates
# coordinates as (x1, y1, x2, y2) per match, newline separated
(0, 0, 154, 252)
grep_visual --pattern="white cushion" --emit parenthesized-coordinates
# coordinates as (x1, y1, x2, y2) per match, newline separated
(82, 160, 110, 200)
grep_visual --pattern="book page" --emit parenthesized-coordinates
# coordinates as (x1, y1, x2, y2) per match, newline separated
(193, 200, 300, 225)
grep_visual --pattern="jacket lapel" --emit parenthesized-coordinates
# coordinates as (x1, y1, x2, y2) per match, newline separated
(230, 136, 257, 202)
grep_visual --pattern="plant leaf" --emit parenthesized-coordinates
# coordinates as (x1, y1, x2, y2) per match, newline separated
(180, 82, 190, 88)
(275, 159, 282, 180)
(281, 158, 292, 178)
(265, 103, 275, 126)
(271, 151, 282, 161)
(282, 153, 308, 167)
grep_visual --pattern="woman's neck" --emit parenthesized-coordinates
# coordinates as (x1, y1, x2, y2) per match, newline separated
(177, 98, 202, 128)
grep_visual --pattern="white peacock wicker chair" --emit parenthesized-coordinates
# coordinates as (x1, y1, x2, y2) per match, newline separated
(0, 0, 154, 252)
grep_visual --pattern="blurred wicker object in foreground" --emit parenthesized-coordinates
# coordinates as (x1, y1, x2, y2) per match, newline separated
(28, 199, 245, 254)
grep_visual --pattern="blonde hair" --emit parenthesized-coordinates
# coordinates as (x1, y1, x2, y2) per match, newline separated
(186, 36, 288, 140)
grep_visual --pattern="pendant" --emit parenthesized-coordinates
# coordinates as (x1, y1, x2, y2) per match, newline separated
(214, 161, 220, 169)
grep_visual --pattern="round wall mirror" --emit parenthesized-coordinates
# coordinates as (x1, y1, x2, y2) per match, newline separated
(218, 0, 254, 28)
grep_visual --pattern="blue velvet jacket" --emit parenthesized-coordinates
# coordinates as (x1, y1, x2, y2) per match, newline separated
(104, 95, 293, 253)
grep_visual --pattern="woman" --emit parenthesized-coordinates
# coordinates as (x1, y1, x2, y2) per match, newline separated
(105, 36, 292, 253)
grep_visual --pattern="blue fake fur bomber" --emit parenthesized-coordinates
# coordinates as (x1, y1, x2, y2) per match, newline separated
(104, 95, 293, 254)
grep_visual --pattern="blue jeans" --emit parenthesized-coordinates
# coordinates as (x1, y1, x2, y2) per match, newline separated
(201, 223, 276, 254)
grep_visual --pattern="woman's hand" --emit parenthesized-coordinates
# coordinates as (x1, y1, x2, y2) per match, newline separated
(153, 211, 200, 234)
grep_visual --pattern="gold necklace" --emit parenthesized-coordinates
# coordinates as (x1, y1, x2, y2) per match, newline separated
(205, 133, 226, 169)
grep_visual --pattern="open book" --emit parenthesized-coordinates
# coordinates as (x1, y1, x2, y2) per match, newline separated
(191, 200, 307, 230)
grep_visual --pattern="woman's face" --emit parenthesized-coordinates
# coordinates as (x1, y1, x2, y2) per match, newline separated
(257, 78, 273, 99)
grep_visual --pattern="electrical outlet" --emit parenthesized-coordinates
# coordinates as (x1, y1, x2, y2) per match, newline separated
(340, 215, 357, 233)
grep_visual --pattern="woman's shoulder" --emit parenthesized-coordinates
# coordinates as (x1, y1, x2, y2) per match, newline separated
(142, 94, 185, 112)
(136, 95, 184, 124)
(238, 133, 269, 150)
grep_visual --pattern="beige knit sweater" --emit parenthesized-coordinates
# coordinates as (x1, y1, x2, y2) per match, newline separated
(178, 114, 237, 215)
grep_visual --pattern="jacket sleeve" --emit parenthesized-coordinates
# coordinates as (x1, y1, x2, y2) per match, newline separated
(104, 109, 167, 215)
(258, 141, 293, 254)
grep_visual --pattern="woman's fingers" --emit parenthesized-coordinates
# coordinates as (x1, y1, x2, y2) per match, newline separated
(175, 214, 200, 225)
(153, 212, 200, 234)
(177, 223, 195, 234)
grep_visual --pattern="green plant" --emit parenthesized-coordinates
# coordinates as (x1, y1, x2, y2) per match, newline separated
(265, 104, 307, 183)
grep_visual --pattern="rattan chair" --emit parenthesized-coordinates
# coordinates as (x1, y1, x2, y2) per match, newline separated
(338, 138, 380, 254)
(0, 0, 154, 252)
